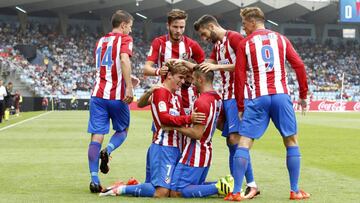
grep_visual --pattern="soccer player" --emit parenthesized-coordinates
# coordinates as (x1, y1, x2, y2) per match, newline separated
(227, 7, 310, 201)
(100, 63, 205, 198)
(87, 10, 134, 193)
(192, 15, 259, 198)
(169, 65, 232, 198)
(137, 67, 198, 184)
(143, 9, 205, 80)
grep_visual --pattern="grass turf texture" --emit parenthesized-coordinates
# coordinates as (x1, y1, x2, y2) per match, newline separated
(0, 111, 359, 202)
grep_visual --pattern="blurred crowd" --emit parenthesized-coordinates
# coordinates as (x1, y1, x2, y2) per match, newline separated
(0, 22, 359, 101)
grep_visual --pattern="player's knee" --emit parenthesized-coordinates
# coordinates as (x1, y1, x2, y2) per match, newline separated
(91, 134, 104, 143)
(154, 187, 169, 198)
(283, 134, 298, 147)
(238, 135, 253, 148)
(227, 133, 240, 145)
(170, 190, 181, 198)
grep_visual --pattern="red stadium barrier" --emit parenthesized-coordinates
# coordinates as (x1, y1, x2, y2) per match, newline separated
(293, 100, 360, 112)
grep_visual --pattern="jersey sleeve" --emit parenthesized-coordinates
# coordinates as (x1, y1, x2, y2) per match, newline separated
(146, 38, 161, 64)
(234, 41, 247, 112)
(193, 98, 209, 125)
(284, 36, 308, 99)
(152, 89, 192, 126)
(191, 41, 205, 63)
(120, 35, 133, 57)
(228, 31, 244, 53)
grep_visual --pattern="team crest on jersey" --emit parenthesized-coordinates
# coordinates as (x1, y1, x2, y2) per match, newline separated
(181, 52, 189, 59)
(158, 101, 167, 112)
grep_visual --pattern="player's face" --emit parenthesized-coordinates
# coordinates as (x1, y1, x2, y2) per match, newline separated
(242, 19, 256, 36)
(171, 73, 185, 90)
(167, 19, 186, 41)
(181, 72, 193, 89)
(122, 20, 133, 35)
(197, 27, 218, 44)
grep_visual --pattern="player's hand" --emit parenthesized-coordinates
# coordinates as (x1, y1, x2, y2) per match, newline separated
(159, 66, 169, 76)
(191, 108, 206, 124)
(299, 98, 307, 116)
(199, 62, 217, 73)
(238, 111, 244, 121)
(123, 86, 133, 104)
(166, 58, 183, 66)
(131, 75, 140, 87)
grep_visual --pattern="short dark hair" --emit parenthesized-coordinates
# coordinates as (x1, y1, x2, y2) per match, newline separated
(194, 14, 220, 31)
(193, 65, 214, 82)
(111, 10, 134, 28)
(167, 9, 188, 24)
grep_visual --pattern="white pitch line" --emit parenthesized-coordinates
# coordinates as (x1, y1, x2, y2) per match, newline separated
(0, 111, 52, 132)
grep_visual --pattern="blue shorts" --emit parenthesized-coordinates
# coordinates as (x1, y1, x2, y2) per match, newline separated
(170, 163, 209, 191)
(148, 143, 180, 189)
(239, 94, 297, 139)
(87, 97, 130, 134)
(145, 146, 151, 183)
(222, 99, 241, 137)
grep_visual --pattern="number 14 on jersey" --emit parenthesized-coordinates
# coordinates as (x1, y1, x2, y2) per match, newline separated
(96, 46, 113, 70)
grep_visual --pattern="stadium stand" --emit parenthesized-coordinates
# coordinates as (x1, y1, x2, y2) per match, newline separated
(0, 20, 359, 101)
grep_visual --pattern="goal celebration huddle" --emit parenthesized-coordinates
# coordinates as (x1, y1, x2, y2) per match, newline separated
(86, 7, 310, 201)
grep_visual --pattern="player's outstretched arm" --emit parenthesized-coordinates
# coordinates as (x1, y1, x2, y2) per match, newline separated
(172, 124, 205, 140)
(137, 84, 162, 108)
(199, 61, 235, 73)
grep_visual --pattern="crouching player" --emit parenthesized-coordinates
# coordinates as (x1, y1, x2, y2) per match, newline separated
(169, 65, 232, 198)
(99, 63, 205, 198)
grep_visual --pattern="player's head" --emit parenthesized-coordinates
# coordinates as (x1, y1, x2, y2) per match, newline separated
(0, 80, 3, 86)
(182, 70, 193, 90)
(167, 9, 188, 42)
(240, 7, 265, 36)
(111, 10, 134, 34)
(194, 14, 220, 44)
(192, 65, 214, 90)
(165, 62, 189, 92)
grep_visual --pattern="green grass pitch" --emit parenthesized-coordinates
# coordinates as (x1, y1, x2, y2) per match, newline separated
(0, 111, 359, 202)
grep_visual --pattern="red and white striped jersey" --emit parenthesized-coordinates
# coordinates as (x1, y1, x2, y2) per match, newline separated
(180, 91, 223, 167)
(210, 30, 247, 100)
(151, 87, 192, 147)
(235, 29, 308, 111)
(175, 85, 198, 116)
(175, 85, 199, 153)
(147, 34, 205, 82)
(92, 32, 133, 100)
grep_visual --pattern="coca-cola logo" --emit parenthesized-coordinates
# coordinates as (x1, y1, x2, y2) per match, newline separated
(353, 102, 360, 111)
(318, 101, 346, 111)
